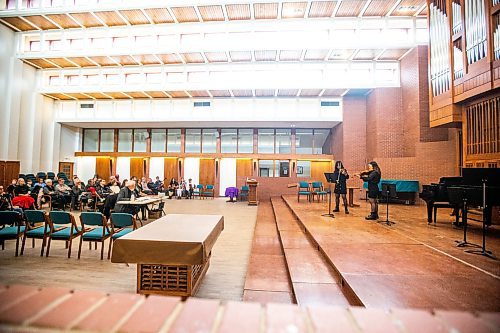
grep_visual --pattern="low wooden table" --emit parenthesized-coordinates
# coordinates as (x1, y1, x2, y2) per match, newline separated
(347, 186, 360, 207)
(111, 214, 224, 297)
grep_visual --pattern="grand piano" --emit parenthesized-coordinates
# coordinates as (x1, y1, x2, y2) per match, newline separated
(419, 169, 500, 226)
(419, 176, 463, 224)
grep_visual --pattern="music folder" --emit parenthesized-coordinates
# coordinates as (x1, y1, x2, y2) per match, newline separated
(324, 172, 335, 183)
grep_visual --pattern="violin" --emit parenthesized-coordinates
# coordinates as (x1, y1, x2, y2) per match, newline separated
(353, 170, 371, 177)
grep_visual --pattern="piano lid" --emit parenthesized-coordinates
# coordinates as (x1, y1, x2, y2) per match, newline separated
(462, 168, 500, 187)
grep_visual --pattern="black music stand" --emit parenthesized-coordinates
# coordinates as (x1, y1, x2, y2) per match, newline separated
(322, 173, 335, 218)
(449, 187, 480, 249)
(380, 183, 396, 226)
(464, 179, 496, 259)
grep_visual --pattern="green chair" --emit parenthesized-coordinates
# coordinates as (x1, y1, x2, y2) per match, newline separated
(192, 184, 203, 199)
(0, 211, 24, 256)
(46, 211, 81, 258)
(239, 185, 249, 201)
(78, 212, 111, 260)
(109, 213, 137, 259)
(311, 182, 328, 202)
(21, 210, 49, 256)
(203, 184, 215, 199)
(297, 181, 311, 202)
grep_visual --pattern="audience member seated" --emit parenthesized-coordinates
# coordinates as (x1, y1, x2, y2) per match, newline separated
(130, 176, 147, 219)
(26, 178, 34, 190)
(140, 177, 153, 195)
(12, 178, 35, 209)
(81, 179, 96, 208)
(71, 178, 85, 210)
(55, 178, 72, 210)
(43, 179, 60, 209)
(31, 178, 46, 209)
(154, 176, 163, 192)
(187, 178, 194, 199)
(6, 179, 17, 196)
(109, 179, 121, 194)
(0, 185, 23, 216)
(167, 177, 178, 199)
(114, 180, 140, 216)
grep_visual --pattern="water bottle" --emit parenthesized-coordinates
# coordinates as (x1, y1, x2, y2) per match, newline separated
(131, 193, 135, 201)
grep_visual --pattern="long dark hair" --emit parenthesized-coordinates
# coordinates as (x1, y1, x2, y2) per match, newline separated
(334, 161, 344, 172)
(369, 161, 381, 175)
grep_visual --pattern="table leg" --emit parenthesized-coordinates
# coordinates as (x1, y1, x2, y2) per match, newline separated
(348, 188, 360, 207)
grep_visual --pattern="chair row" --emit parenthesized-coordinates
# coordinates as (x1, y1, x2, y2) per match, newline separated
(297, 181, 329, 202)
(192, 184, 215, 199)
(19, 172, 68, 182)
(0, 210, 137, 259)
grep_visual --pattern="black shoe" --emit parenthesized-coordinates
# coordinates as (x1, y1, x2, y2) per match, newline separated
(345, 210, 349, 214)
(365, 214, 376, 220)
(332, 208, 340, 212)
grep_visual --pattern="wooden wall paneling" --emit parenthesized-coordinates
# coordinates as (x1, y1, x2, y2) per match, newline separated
(164, 158, 178, 182)
(311, 161, 333, 182)
(199, 158, 215, 187)
(95, 157, 111, 180)
(236, 159, 253, 178)
(130, 157, 145, 179)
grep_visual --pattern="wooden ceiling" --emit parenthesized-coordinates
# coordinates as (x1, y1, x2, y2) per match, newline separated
(22, 47, 410, 69)
(42, 88, 350, 100)
(0, 1, 427, 32)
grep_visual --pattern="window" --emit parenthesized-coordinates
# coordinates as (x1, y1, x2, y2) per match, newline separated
(133, 129, 148, 152)
(83, 129, 98, 152)
(100, 129, 114, 152)
(167, 129, 181, 152)
(238, 129, 253, 153)
(221, 129, 237, 153)
(313, 129, 331, 154)
(185, 129, 201, 153)
(49, 75, 61, 85)
(296, 129, 313, 154)
(258, 160, 274, 177)
(258, 129, 274, 154)
(151, 129, 166, 152)
(118, 129, 133, 152)
(30, 41, 40, 51)
(276, 129, 291, 154)
(202, 129, 218, 153)
(297, 160, 311, 178)
(274, 160, 290, 177)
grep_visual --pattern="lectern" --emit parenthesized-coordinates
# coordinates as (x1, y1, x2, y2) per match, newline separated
(247, 179, 259, 206)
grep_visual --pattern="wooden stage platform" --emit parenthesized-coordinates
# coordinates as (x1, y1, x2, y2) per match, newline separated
(0, 284, 498, 332)
(281, 195, 500, 311)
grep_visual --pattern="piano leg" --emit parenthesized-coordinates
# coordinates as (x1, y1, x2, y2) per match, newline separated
(426, 202, 434, 224)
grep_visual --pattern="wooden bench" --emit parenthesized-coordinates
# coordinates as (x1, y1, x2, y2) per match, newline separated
(111, 214, 224, 297)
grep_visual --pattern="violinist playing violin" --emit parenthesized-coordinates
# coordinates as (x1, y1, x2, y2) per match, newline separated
(355, 161, 381, 220)
(332, 161, 349, 214)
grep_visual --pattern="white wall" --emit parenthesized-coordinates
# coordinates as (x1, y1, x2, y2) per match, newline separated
(219, 158, 237, 196)
(76, 156, 96, 183)
(183, 158, 200, 185)
(0, 24, 62, 174)
(149, 157, 164, 181)
(116, 157, 131, 181)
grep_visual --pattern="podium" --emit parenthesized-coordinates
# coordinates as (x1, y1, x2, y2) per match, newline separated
(247, 180, 259, 206)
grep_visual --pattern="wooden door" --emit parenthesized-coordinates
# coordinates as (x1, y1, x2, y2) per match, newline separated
(199, 159, 215, 187)
(236, 159, 253, 178)
(59, 162, 74, 178)
(95, 157, 111, 180)
(5, 161, 20, 186)
(311, 161, 333, 182)
(130, 158, 145, 180)
(0, 161, 5, 188)
(164, 158, 178, 182)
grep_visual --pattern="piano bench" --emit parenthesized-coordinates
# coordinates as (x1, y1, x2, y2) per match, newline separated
(433, 202, 459, 224)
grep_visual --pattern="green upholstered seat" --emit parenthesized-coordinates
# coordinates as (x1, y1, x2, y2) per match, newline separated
(0, 226, 25, 238)
(51, 227, 81, 240)
(82, 227, 110, 240)
(112, 228, 133, 239)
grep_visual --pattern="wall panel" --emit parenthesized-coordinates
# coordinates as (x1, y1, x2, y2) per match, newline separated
(236, 158, 253, 178)
(311, 160, 333, 182)
(95, 157, 111, 180)
(199, 158, 215, 187)
(164, 158, 179, 183)
(130, 157, 145, 179)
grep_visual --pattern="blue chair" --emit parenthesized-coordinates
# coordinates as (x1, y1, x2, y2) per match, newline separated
(78, 212, 111, 260)
(0, 211, 24, 256)
(297, 181, 311, 202)
(203, 184, 215, 199)
(47, 172, 55, 180)
(109, 213, 137, 259)
(46, 211, 81, 258)
(239, 185, 249, 201)
(311, 182, 328, 202)
(192, 184, 203, 199)
(21, 210, 49, 256)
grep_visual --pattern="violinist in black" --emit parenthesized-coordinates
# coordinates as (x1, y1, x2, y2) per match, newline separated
(357, 161, 381, 220)
(332, 161, 350, 214)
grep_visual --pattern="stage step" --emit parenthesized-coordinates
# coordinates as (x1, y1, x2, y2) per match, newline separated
(270, 197, 355, 307)
(242, 201, 295, 304)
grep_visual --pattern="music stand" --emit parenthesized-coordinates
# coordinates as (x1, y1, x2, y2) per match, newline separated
(322, 173, 335, 218)
(380, 183, 396, 226)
